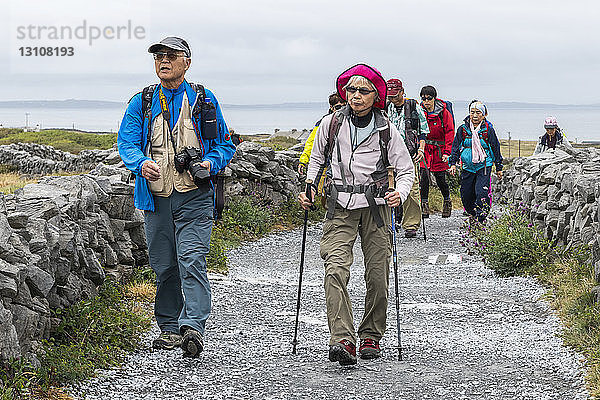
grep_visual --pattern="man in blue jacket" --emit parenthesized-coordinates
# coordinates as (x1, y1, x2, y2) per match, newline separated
(118, 36, 235, 358)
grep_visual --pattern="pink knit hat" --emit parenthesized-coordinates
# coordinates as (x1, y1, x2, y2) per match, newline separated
(544, 116, 558, 129)
(336, 64, 387, 109)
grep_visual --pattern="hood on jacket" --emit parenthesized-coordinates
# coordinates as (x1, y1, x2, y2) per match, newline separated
(336, 64, 387, 109)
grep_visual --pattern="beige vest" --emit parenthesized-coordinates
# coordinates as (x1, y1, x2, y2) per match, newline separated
(148, 91, 201, 197)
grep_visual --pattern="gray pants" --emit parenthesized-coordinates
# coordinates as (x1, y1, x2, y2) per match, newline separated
(144, 188, 214, 335)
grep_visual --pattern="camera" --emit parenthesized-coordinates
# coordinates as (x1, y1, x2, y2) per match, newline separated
(174, 147, 211, 187)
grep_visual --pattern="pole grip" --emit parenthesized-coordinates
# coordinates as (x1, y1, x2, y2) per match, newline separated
(305, 179, 316, 211)
(387, 166, 395, 191)
(305, 179, 313, 200)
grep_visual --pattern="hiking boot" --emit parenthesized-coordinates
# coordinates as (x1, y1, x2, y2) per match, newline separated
(152, 331, 182, 350)
(328, 339, 357, 366)
(421, 201, 430, 219)
(359, 338, 382, 360)
(181, 327, 204, 358)
(404, 229, 417, 238)
(442, 199, 452, 218)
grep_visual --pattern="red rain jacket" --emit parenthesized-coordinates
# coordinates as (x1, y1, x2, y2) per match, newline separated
(420, 100, 455, 172)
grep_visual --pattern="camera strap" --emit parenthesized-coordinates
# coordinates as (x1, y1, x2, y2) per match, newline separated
(158, 87, 179, 153)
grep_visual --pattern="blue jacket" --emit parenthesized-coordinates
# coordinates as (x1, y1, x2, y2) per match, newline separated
(118, 80, 236, 211)
(449, 116, 503, 173)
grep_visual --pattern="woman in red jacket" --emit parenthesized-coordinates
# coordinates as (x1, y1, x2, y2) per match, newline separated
(419, 85, 455, 218)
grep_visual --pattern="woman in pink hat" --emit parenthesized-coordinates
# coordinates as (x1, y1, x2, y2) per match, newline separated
(298, 64, 414, 365)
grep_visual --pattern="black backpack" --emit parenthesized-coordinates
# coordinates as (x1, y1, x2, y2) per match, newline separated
(403, 99, 420, 157)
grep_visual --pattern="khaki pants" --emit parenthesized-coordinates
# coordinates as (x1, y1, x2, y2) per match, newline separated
(319, 205, 392, 345)
(402, 163, 422, 231)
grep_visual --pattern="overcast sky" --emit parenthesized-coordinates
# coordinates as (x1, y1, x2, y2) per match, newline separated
(1, 0, 599, 105)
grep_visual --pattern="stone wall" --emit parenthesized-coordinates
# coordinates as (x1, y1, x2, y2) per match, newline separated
(0, 141, 301, 364)
(224, 141, 300, 205)
(0, 161, 146, 365)
(0, 142, 116, 175)
(493, 144, 600, 283)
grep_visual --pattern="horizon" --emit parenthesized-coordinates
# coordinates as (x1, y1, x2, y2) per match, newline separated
(2, 99, 600, 108)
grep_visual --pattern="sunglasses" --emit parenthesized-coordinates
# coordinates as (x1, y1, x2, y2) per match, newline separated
(153, 52, 185, 61)
(421, 95, 434, 101)
(346, 86, 376, 95)
(332, 104, 345, 111)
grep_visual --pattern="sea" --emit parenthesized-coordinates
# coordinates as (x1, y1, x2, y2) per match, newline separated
(1, 103, 600, 142)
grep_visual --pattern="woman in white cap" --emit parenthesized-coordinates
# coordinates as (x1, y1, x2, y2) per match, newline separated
(533, 116, 573, 154)
(448, 100, 503, 222)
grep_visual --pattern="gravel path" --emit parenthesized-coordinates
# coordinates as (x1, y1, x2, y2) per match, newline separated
(72, 212, 588, 399)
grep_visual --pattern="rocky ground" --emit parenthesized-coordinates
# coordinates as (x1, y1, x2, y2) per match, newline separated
(71, 212, 588, 400)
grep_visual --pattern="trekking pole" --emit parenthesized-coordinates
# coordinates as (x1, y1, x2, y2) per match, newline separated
(417, 164, 427, 241)
(292, 180, 315, 355)
(387, 166, 403, 361)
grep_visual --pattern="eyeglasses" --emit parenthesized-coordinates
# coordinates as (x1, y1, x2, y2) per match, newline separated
(332, 104, 344, 111)
(346, 86, 376, 95)
(421, 95, 434, 101)
(153, 52, 185, 61)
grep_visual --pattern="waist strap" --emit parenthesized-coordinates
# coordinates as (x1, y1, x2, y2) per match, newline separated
(425, 139, 444, 159)
(325, 183, 388, 228)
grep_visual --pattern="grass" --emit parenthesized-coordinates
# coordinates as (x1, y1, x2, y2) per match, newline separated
(0, 172, 37, 194)
(0, 281, 151, 400)
(0, 169, 91, 194)
(0, 128, 116, 154)
(259, 136, 299, 151)
(499, 139, 537, 158)
(464, 204, 600, 396)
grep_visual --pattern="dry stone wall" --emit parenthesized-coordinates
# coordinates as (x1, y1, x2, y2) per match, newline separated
(493, 144, 600, 286)
(0, 142, 116, 175)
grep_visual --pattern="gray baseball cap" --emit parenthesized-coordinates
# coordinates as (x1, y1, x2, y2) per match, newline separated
(148, 36, 191, 57)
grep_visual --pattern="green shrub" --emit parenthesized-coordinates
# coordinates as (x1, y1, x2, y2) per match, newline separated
(0, 359, 37, 400)
(37, 281, 150, 387)
(0, 165, 17, 174)
(465, 206, 551, 277)
(260, 136, 299, 151)
(275, 196, 325, 226)
(220, 195, 274, 237)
